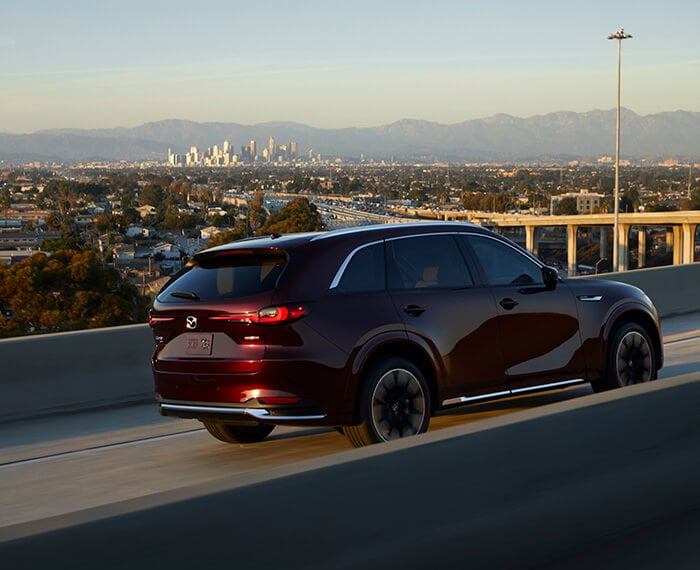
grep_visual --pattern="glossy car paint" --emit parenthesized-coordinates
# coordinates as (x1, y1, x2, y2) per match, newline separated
(150, 222, 663, 428)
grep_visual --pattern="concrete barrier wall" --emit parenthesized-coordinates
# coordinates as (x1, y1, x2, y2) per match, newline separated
(0, 324, 154, 423)
(2, 262, 699, 422)
(579, 262, 700, 318)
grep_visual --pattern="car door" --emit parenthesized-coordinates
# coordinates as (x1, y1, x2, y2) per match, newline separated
(459, 233, 585, 391)
(386, 233, 509, 402)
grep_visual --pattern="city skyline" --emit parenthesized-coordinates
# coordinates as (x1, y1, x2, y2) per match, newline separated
(2, 0, 699, 134)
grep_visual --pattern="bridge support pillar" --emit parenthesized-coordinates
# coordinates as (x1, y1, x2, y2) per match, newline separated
(682, 223, 697, 264)
(637, 228, 647, 268)
(671, 227, 682, 265)
(525, 225, 538, 257)
(618, 224, 630, 271)
(567, 224, 578, 276)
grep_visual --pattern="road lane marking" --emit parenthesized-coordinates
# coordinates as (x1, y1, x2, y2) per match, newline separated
(0, 428, 205, 470)
(664, 336, 700, 347)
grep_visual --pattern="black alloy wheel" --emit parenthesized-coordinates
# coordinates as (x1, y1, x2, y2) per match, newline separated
(595, 322, 656, 391)
(345, 357, 431, 447)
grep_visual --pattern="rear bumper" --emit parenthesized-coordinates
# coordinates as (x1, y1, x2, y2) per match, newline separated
(152, 357, 356, 425)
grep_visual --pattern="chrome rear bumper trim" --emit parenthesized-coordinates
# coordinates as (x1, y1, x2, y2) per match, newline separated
(160, 403, 326, 422)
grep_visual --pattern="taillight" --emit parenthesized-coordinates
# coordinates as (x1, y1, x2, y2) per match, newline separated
(209, 305, 307, 325)
(257, 305, 306, 324)
(148, 311, 175, 327)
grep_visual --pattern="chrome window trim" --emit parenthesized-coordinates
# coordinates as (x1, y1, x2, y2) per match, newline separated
(458, 232, 545, 269)
(328, 229, 542, 292)
(328, 239, 384, 290)
(311, 222, 478, 242)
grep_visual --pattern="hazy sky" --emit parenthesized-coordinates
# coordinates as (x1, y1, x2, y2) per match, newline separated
(1, 0, 699, 133)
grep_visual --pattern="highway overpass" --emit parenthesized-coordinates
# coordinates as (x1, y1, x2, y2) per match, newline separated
(1, 263, 699, 568)
(416, 210, 700, 275)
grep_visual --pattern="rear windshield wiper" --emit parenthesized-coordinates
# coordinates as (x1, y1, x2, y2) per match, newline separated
(169, 291, 200, 301)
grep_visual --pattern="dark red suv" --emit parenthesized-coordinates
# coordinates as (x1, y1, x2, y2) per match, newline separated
(149, 222, 662, 447)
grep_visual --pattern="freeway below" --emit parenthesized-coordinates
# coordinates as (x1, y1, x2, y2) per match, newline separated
(1, 313, 700, 568)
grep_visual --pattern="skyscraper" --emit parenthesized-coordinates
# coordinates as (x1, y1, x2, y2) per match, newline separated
(268, 136, 275, 162)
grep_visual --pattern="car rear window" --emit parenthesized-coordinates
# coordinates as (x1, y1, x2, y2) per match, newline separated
(158, 250, 287, 302)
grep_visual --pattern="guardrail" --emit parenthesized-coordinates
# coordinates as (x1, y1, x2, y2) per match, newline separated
(1, 263, 699, 423)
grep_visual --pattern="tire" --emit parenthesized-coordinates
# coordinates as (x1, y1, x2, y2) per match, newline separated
(344, 357, 431, 448)
(594, 322, 657, 392)
(202, 421, 275, 444)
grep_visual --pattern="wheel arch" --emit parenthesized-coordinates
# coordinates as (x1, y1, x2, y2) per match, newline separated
(349, 340, 439, 424)
(604, 306, 663, 372)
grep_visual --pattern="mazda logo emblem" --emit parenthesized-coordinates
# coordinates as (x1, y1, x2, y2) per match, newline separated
(185, 316, 198, 330)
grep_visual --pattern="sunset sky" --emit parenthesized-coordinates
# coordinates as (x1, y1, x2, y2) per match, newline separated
(2, 0, 698, 133)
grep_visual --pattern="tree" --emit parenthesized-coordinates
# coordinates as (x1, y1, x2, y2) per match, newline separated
(554, 197, 578, 215)
(39, 236, 87, 252)
(0, 250, 147, 336)
(248, 191, 268, 234)
(623, 186, 641, 212)
(683, 188, 700, 210)
(204, 223, 249, 249)
(140, 183, 164, 207)
(257, 197, 325, 235)
(1, 187, 11, 223)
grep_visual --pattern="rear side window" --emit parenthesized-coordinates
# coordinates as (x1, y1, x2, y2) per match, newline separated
(333, 242, 386, 293)
(158, 251, 286, 302)
(386, 235, 473, 290)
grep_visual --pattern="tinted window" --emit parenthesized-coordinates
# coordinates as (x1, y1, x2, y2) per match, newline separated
(462, 235, 543, 286)
(387, 235, 473, 290)
(158, 252, 286, 302)
(334, 242, 386, 293)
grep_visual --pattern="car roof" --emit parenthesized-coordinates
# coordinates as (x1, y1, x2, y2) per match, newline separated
(202, 222, 488, 255)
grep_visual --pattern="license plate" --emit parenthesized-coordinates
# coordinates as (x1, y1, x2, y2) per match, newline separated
(185, 333, 214, 356)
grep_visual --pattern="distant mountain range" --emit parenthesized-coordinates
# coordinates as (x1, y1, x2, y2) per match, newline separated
(1, 109, 698, 164)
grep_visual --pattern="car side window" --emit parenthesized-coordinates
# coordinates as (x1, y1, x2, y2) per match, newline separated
(387, 235, 473, 291)
(333, 242, 386, 293)
(462, 235, 544, 286)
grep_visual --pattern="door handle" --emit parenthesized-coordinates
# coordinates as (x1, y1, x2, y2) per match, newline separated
(403, 304, 426, 316)
(499, 298, 519, 310)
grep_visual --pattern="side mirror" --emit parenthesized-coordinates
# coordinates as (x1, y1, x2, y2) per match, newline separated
(542, 266, 559, 291)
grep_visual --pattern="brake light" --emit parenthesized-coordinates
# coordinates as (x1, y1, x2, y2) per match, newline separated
(257, 305, 306, 324)
(209, 305, 307, 325)
(148, 312, 175, 327)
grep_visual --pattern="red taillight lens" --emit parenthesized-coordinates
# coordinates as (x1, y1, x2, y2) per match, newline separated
(257, 305, 306, 324)
(148, 312, 175, 327)
(209, 305, 307, 325)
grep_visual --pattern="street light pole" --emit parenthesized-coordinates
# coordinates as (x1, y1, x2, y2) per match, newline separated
(608, 28, 632, 272)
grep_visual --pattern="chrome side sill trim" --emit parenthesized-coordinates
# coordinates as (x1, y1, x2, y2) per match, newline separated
(160, 403, 326, 421)
(511, 378, 585, 394)
(441, 379, 585, 407)
(442, 391, 511, 407)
